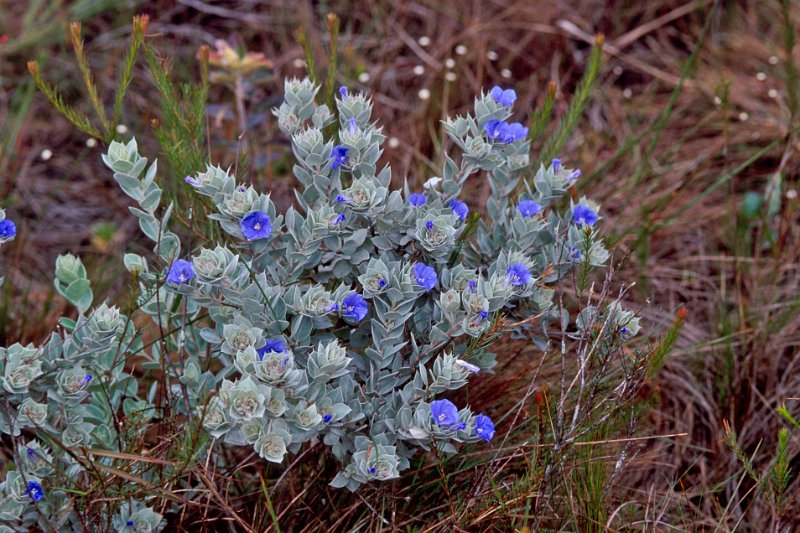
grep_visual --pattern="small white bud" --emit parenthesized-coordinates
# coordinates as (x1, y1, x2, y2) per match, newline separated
(455, 359, 480, 373)
(418, 36, 431, 47)
(40, 149, 53, 161)
(418, 88, 431, 100)
(423, 176, 442, 190)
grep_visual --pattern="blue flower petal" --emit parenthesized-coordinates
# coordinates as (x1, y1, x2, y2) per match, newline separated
(342, 293, 368, 322)
(572, 204, 598, 227)
(517, 200, 542, 218)
(413, 263, 438, 291)
(330, 145, 349, 169)
(167, 259, 195, 284)
(407, 193, 428, 206)
(506, 263, 531, 286)
(475, 414, 495, 442)
(430, 399, 460, 427)
(241, 211, 272, 241)
(448, 199, 469, 221)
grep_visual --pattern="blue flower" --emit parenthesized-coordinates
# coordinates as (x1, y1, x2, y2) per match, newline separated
(430, 399, 459, 427)
(506, 263, 531, 286)
(378, 278, 387, 288)
(552, 158, 561, 173)
(167, 260, 195, 284)
(184, 175, 200, 186)
(264, 338, 286, 352)
(241, 211, 272, 240)
(81, 374, 93, 387)
(126, 520, 135, 527)
(257, 338, 286, 360)
(338, 86, 348, 97)
(517, 200, 542, 218)
(323, 414, 332, 423)
(477, 310, 489, 323)
(407, 193, 427, 206)
(484, 119, 505, 139)
(468, 280, 477, 293)
(448, 199, 469, 221)
(26, 447, 37, 462)
(26, 480, 44, 502)
(619, 326, 631, 335)
(425, 220, 434, 231)
(572, 204, 598, 227)
(332, 213, 346, 226)
(0, 219, 16, 239)
(499, 122, 528, 143)
(324, 302, 339, 313)
(335, 194, 351, 204)
(489, 85, 517, 106)
(347, 117, 358, 133)
(342, 293, 368, 322)
(484, 120, 527, 143)
(568, 169, 581, 182)
(474, 414, 495, 442)
(567, 246, 582, 262)
(330, 145, 349, 169)
(413, 263, 437, 291)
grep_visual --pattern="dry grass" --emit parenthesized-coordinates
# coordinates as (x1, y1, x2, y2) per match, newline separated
(1, 0, 799, 530)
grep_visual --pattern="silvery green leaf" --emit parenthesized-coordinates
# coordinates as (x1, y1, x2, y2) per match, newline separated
(61, 279, 93, 315)
(129, 207, 159, 241)
(123, 253, 149, 274)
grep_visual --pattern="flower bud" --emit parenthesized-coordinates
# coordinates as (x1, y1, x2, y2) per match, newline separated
(221, 316, 263, 356)
(307, 340, 351, 381)
(55, 254, 87, 286)
(193, 246, 238, 285)
(17, 399, 48, 426)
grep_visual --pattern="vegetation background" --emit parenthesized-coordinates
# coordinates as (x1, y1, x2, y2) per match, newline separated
(1, 0, 799, 530)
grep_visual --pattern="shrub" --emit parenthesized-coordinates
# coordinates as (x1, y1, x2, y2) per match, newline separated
(0, 78, 638, 530)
